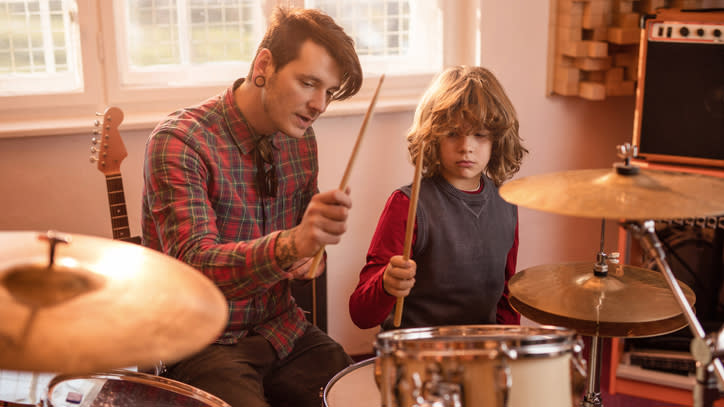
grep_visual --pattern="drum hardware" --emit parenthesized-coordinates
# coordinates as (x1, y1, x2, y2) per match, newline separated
(508, 261, 695, 338)
(494, 361, 511, 407)
(499, 144, 724, 406)
(581, 336, 603, 407)
(0, 230, 228, 374)
(373, 325, 584, 407)
(499, 143, 724, 221)
(409, 364, 464, 407)
(45, 368, 231, 407)
(627, 220, 724, 407)
(508, 216, 694, 406)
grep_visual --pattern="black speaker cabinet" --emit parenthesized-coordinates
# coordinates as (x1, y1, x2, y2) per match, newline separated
(633, 9, 724, 168)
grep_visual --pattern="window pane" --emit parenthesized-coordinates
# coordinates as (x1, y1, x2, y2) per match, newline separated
(0, 0, 82, 94)
(118, 0, 263, 87)
(308, 0, 411, 57)
(305, 0, 441, 75)
(126, 0, 180, 66)
(188, 0, 252, 64)
(123, 0, 259, 67)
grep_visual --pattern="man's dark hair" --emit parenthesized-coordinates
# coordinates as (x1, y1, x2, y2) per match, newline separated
(247, 7, 363, 101)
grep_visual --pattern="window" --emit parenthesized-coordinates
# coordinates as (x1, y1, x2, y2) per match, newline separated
(0, 0, 82, 94)
(114, 0, 266, 88)
(0, 0, 477, 138)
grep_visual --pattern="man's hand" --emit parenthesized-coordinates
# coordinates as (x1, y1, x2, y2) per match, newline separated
(275, 187, 351, 269)
(383, 255, 416, 297)
(287, 256, 327, 280)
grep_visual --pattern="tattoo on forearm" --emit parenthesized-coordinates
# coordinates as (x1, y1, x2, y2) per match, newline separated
(276, 229, 299, 269)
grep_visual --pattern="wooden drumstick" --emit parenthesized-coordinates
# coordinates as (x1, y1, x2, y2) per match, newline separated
(305, 74, 386, 280)
(393, 143, 424, 327)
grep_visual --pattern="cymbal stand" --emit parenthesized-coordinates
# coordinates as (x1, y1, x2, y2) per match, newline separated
(582, 335, 604, 407)
(582, 219, 615, 407)
(627, 220, 724, 407)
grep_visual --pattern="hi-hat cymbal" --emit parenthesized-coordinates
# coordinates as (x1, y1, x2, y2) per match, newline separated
(0, 231, 228, 373)
(499, 167, 724, 220)
(509, 261, 695, 337)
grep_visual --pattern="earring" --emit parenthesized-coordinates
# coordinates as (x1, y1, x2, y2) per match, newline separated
(254, 75, 266, 87)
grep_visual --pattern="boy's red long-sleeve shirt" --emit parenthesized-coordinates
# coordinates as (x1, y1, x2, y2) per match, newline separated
(349, 189, 521, 329)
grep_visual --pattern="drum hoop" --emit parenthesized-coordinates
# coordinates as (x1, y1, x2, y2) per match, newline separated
(46, 369, 231, 407)
(322, 358, 375, 407)
(375, 325, 578, 359)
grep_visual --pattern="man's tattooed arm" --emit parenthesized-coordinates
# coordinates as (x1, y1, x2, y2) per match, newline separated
(274, 228, 300, 270)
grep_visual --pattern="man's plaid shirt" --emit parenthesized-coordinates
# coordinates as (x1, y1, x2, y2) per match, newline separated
(142, 79, 317, 358)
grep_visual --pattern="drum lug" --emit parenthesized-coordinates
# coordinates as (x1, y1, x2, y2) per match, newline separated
(571, 337, 588, 378)
(494, 359, 512, 407)
(409, 363, 463, 407)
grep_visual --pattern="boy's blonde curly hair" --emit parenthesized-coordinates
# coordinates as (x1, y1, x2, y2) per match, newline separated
(406, 66, 528, 187)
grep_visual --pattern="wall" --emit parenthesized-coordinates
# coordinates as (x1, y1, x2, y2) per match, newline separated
(0, 1, 634, 357)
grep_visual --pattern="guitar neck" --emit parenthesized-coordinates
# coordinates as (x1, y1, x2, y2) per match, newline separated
(105, 173, 133, 241)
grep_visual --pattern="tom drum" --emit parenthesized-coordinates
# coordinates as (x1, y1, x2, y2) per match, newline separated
(375, 325, 585, 407)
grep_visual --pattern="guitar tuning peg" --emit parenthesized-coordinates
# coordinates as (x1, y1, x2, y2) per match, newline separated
(90, 146, 98, 153)
(95, 112, 103, 116)
(93, 119, 100, 127)
(92, 129, 101, 135)
(91, 137, 99, 144)
(89, 156, 98, 163)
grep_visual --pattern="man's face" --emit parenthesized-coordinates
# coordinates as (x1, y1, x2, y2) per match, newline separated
(262, 40, 342, 138)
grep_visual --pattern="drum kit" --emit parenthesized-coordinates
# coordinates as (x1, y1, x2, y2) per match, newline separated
(324, 144, 724, 407)
(0, 230, 231, 406)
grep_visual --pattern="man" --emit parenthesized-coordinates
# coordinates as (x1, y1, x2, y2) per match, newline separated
(142, 7, 363, 407)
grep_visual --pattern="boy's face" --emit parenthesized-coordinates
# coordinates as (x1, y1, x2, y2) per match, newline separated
(438, 128, 492, 190)
(261, 40, 342, 138)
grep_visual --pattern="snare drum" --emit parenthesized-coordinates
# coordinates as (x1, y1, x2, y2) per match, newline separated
(46, 369, 230, 407)
(323, 358, 380, 407)
(375, 325, 584, 407)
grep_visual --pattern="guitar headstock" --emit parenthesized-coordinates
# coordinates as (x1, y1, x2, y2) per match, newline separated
(91, 106, 127, 174)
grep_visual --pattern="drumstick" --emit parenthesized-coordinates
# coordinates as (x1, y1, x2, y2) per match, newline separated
(393, 143, 424, 327)
(305, 74, 386, 280)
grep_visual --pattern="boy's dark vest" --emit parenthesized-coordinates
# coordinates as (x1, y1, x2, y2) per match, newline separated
(382, 174, 517, 330)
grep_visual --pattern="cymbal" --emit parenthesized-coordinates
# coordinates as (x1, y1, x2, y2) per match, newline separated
(0, 231, 228, 373)
(499, 167, 724, 220)
(509, 261, 695, 337)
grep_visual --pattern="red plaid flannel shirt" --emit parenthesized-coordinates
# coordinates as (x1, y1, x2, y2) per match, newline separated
(142, 79, 317, 358)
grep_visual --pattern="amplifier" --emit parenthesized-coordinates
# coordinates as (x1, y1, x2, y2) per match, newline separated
(632, 9, 724, 168)
(627, 349, 696, 376)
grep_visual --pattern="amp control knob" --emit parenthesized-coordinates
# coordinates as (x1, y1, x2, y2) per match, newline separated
(679, 26, 689, 37)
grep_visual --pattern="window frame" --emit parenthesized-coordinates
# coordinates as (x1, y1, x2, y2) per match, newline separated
(0, 0, 481, 139)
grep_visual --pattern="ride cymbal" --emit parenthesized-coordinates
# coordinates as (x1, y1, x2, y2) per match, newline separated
(0, 231, 228, 373)
(509, 261, 695, 337)
(499, 167, 724, 220)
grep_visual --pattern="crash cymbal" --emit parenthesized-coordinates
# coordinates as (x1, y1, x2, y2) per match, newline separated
(499, 167, 724, 220)
(0, 231, 228, 373)
(509, 261, 695, 337)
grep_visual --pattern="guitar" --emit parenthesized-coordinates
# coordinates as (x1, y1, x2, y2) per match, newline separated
(91, 106, 140, 244)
